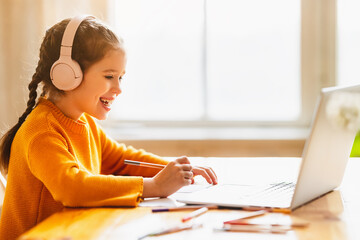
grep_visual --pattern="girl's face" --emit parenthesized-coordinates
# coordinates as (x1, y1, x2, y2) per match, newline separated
(69, 48, 126, 120)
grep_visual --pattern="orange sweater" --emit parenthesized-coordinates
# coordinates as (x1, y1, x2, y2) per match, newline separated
(0, 98, 168, 240)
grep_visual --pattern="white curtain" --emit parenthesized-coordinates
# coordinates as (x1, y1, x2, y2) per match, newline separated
(0, 0, 109, 133)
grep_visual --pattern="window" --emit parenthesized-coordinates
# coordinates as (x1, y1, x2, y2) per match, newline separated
(206, 0, 300, 121)
(108, 0, 204, 121)
(337, 0, 360, 86)
(107, 0, 330, 127)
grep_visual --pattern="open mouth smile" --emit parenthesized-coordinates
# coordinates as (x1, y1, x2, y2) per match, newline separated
(100, 97, 114, 110)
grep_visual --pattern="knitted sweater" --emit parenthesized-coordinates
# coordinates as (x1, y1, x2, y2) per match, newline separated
(0, 98, 168, 240)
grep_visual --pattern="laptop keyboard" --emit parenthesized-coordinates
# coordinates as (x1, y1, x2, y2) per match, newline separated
(190, 182, 296, 204)
(246, 182, 296, 202)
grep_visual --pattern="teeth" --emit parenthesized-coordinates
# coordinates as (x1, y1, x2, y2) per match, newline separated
(100, 98, 113, 107)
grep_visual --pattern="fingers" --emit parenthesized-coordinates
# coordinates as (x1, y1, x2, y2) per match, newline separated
(176, 156, 191, 165)
(184, 178, 192, 186)
(176, 158, 193, 184)
(179, 164, 192, 171)
(207, 167, 218, 184)
(183, 171, 194, 180)
(193, 166, 218, 185)
(175, 156, 192, 172)
(171, 157, 218, 186)
(164, 157, 193, 185)
(193, 167, 212, 184)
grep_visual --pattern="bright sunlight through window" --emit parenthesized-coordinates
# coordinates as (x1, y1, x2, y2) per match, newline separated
(337, 0, 360, 86)
(108, 0, 301, 122)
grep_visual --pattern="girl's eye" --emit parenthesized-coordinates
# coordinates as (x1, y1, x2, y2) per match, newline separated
(105, 75, 113, 79)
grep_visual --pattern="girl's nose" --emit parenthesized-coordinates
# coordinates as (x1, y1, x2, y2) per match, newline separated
(112, 81, 122, 96)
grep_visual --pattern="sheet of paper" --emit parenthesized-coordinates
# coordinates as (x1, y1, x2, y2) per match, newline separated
(139, 197, 186, 208)
(139, 182, 212, 208)
(176, 184, 212, 193)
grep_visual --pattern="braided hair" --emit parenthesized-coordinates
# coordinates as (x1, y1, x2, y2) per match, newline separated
(0, 16, 121, 173)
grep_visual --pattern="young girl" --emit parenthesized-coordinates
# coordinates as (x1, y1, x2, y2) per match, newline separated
(0, 16, 217, 239)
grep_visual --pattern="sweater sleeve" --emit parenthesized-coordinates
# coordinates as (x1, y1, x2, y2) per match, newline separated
(98, 127, 169, 177)
(27, 132, 143, 207)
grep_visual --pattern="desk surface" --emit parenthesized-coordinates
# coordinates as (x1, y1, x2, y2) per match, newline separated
(19, 157, 360, 240)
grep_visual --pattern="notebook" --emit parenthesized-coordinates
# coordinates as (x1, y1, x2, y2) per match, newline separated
(172, 84, 360, 211)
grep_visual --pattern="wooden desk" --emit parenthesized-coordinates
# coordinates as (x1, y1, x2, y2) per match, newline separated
(19, 158, 360, 240)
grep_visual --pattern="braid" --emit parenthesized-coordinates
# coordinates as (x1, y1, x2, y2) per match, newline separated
(0, 18, 63, 173)
(0, 63, 42, 173)
(18, 76, 40, 124)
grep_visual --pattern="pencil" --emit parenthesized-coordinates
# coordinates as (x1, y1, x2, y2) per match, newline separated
(152, 205, 218, 212)
(182, 207, 209, 222)
(241, 206, 291, 214)
(124, 160, 166, 169)
(224, 221, 309, 228)
(214, 225, 290, 234)
(223, 210, 267, 225)
(138, 223, 202, 239)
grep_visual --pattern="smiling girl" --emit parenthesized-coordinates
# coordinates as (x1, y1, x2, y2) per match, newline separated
(0, 16, 217, 239)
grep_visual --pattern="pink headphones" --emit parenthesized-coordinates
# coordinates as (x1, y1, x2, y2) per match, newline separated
(50, 15, 94, 91)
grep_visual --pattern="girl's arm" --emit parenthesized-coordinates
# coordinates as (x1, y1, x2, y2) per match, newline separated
(28, 132, 144, 207)
(94, 121, 218, 197)
(99, 135, 218, 191)
(97, 125, 169, 177)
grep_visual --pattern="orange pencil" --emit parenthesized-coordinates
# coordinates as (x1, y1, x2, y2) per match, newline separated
(182, 207, 209, 222)
(223, 210, 268, 225)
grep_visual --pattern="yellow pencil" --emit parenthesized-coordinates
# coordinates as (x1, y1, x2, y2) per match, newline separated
(241, 206, 291, 214)
(124, 160, 166, 169)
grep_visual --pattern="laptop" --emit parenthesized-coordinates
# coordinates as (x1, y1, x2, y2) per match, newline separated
(172, 84, 360, 211)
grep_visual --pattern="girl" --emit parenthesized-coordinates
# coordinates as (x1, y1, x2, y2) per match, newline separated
(0, 16, 217, 239)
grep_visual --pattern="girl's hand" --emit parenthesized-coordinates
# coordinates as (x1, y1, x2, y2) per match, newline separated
(154, 156, 194, 197)
(192, 165, 218, 185)
(142, 156, 218, 198)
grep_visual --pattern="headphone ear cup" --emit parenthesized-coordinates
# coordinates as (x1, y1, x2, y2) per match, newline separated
(50, 56, 83, 91)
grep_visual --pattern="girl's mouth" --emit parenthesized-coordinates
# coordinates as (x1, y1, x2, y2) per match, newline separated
(100, 97, 114, 109)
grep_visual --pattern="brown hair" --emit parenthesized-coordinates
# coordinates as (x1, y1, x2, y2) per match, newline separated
(0, 16, 122, 173)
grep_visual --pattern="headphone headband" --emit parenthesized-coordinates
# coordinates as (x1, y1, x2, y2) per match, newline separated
(50, 15, 94, 91)
(60, 15, 91, 56)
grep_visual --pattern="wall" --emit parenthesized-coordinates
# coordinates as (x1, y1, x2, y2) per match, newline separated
(121, 139, 306, 157)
